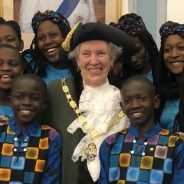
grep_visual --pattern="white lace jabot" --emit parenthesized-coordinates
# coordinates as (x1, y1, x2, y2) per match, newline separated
(67, 80, 129, 182)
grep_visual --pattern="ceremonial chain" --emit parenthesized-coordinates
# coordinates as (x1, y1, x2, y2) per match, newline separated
(61, 79, 125, 139)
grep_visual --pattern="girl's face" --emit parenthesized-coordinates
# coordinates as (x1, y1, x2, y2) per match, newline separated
(0, 25, 23, 51)
(36, 20, 65, 66)
(0, 47, 23, 90)
(130, 37, 149, 72)
(163, 34, 184, 75)
(77, 40, 113, 87)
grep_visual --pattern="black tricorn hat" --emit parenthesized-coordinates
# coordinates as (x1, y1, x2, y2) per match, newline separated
(62, 22, 135, 56)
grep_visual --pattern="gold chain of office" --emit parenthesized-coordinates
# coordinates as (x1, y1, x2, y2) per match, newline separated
(61, 78, 125, 139)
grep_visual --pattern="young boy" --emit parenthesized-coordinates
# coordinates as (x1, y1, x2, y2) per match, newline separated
(0, 74, 62, 183)
(98, 75, 184, 184)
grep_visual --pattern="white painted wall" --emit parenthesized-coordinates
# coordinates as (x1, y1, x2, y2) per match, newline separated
(167, 0, 184, 23)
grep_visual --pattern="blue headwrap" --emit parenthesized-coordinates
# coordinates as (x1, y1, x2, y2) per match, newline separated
(117, 13, 147, 35)
(31, 10, 70, 34)
(159, 21, 184, 42)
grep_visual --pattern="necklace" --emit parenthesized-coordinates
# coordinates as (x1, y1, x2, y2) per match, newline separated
(61, 78, 125, 139)
(61, 78, 125, 161)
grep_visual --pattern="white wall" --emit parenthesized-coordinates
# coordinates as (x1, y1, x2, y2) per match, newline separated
(167, 0, 184, 23)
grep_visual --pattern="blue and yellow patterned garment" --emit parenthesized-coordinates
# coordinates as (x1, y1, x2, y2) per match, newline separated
(0, 105, 13, 125)
(0, 105, 13, 118)
(0, 117, 62, 184)
(98, 123, 184, 184)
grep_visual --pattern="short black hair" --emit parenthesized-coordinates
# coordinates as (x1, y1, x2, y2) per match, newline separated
(121, 75, 155, 95)
(0, 43, 23, 67)
(11, 74, 47, 98)
(0, 19, 22, 41)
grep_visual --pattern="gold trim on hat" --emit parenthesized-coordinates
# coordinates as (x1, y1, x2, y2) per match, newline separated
(62, 21, 81, 51)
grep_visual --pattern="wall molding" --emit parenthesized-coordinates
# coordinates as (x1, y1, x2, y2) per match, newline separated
(0, 0, 3, 17)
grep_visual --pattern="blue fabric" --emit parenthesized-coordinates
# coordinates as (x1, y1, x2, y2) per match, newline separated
(160, 99, 179, 131)
(43, 63, 72, 85)
(144, 70, 153, 82)
(57, 0, 80, 18)
(0, 105, 13, 118)
(98, 123, 184, 184)
(8, 118, 62, 184)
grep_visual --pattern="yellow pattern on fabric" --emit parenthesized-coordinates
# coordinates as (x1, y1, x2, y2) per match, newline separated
(140, 156, 153, 169)
(39, 137, 49, 149)
(35, 160, 45, 172)
(1, 143, 13, 156)
(119, 153, 131, 167)
(26, 147, 39, 159)
(0, 168, 11, 181)
(168, 135, 179, 147)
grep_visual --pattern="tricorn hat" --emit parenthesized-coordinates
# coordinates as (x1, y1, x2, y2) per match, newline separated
(62, 22, 135, 56)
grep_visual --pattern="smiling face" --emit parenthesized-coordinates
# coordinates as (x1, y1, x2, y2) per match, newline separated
(0, 25, 23, 51)
(0, 46, 23, 90)
(121, 79, 159, 130)
(163, 34, 184, 75)
(36, 20, 65, 66)
(76, 40, 113, 87)
(11, 77, 46, 127)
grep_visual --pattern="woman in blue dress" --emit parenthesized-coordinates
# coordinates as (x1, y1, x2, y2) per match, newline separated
(22, 10, 73, 85)
(156, 21, 184, 132)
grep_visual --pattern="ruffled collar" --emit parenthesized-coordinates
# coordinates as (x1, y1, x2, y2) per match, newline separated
(67, 80, 130, 181)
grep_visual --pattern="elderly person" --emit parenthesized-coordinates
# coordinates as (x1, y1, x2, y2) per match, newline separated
(59, 21, 135, 182)
(47, 22, 135, 183)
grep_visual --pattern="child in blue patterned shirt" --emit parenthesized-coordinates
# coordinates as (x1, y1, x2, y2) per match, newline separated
(0, 74, 62, 183)
(98, 75, 184, 184)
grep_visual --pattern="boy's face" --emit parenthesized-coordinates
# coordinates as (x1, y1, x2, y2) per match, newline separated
(11, 78, 46, 126)
(121, 80, 159, 128)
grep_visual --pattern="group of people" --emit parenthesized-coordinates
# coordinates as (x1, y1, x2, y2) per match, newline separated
(0, 8, 183, 184)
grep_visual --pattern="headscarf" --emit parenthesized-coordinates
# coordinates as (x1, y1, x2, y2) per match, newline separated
(117, 13, 147, 35)
(31, 10, 70, 37)
(159, 21, 184, 43)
